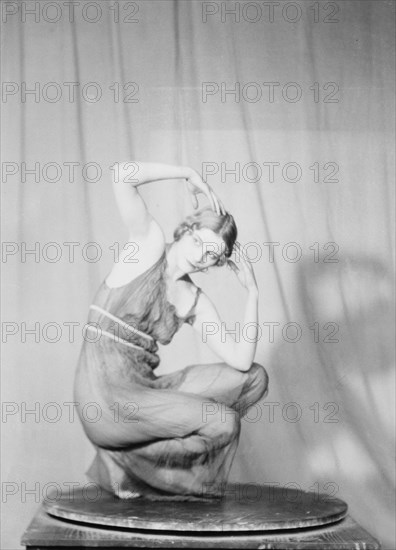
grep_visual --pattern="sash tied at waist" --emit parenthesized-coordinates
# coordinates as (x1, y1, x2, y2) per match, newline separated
(83, 304, 158, 355)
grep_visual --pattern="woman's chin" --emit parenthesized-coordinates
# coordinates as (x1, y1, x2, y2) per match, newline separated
(183, 260, 195, 273)
(189, 264, 198, 273)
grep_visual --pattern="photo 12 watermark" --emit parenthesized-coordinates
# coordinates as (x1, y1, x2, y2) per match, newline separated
(201, 320, 340, 345)
(201, 2, 341, 24)
(201, 400, 340, 425)
(202, 161, 340, 184)
(1, 240, 339, 265)
(1, 162, 143, 183)
(1, 401, 140, 424)
(201, 480, 340, 503)
(1, 479, 340, 504)
(1, 160, 340, 185)
(2, 82, 139, 104)
(1, 480, 140, 503)
(2, 241, 140, 264)
(2, 1, 141, 24)
(202, 82, 340, 103)
(1, 318, 340, 345)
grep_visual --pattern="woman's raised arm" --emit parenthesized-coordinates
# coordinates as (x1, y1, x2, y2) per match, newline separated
(114, 162, 196, 187)
(110, 162, 192, 236)
(111, 162, 225, 236)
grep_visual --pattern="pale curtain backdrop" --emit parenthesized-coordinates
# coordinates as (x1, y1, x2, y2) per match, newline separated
(2, 1, 395, 548)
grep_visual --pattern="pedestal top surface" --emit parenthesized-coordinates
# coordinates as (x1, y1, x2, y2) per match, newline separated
(43, 483, 348, 532)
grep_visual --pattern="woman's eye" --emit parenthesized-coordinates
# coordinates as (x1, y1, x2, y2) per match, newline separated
(193, 237, 200, 245)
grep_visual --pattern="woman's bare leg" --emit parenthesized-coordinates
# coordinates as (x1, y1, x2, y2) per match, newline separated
(84, 384, 242, 497)
(83, 364, 268, 499)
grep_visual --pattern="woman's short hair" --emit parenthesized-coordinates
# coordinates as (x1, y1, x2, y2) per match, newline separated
(173, 207, 237, 266)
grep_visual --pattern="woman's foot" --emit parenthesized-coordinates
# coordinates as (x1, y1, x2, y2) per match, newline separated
(117, 489, 141, 499)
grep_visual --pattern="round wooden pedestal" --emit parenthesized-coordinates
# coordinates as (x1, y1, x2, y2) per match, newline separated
(43, 483, 348, 532)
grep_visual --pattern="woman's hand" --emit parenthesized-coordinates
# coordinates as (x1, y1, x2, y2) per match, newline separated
(227, 243, 258, 293)
(186, 170, 226, 215)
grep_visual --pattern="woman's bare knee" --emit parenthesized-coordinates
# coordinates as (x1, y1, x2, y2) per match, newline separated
(200, 404, 240, 446)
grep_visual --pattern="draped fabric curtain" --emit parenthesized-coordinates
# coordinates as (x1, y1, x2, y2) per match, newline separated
(2, 1, 395, 548)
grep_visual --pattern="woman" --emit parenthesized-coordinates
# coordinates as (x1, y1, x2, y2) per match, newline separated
(74, 162, 269, 501)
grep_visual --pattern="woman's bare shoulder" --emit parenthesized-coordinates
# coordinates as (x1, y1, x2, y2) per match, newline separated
(105, 219, 166, 287)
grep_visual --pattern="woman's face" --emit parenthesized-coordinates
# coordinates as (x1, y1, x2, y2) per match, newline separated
(178, 228, 227, 273)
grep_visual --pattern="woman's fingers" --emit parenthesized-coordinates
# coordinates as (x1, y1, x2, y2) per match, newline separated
(234, 242, 253, 271)
(209, 189, 227, 216)
(187, 181, 199, 209)
(216, 195, 227, 216)
(187, 174, 227, 216)
(210, 190, 222, 215)
(226, 259, 239, 274)
(205, 188, 220, 215)
(234, 241, 245, 260)
(218, 197, 226, 215)
(206, 188, 217, 212)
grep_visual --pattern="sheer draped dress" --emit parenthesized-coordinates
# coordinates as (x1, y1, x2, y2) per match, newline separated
(74, 244, 268, 500)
